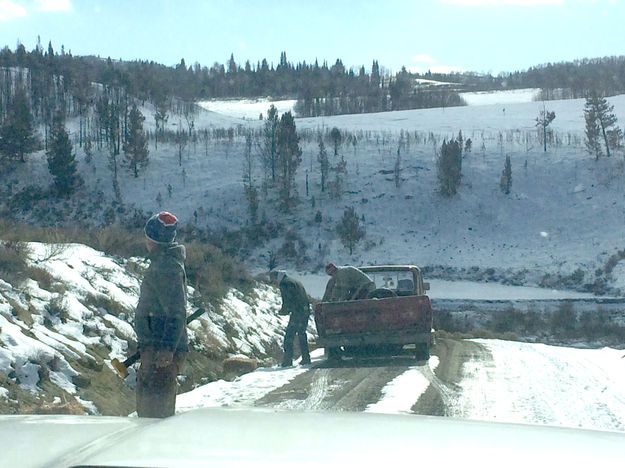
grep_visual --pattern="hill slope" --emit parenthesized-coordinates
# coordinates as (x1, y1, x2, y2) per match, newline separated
(2, 92, 625, 292)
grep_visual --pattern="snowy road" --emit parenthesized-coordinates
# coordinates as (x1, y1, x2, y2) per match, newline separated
(178, 338, 625, 433)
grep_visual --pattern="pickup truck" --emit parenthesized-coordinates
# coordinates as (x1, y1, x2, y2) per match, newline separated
(313, 265, 433, 360)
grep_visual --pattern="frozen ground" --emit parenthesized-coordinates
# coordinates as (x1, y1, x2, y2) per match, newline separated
(176, 339, 625, 433)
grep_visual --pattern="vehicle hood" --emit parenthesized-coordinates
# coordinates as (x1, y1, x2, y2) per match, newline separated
(2, 407, 625, 467)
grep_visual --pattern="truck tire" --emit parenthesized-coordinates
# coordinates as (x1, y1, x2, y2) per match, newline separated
(325, 347, 341, 361)
(415, 342, 430, 361)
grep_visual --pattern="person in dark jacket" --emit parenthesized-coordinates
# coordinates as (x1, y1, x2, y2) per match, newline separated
(270, 270, 311, 367)
(134, 211, 188, 418)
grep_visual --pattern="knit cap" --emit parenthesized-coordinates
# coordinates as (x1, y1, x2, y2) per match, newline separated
(144, 211, 178, 244)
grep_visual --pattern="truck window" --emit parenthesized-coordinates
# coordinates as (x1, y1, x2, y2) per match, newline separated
(366, 271, 415, 294)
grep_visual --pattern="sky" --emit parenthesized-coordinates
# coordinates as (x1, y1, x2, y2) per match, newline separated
(0, 0, 623, 75)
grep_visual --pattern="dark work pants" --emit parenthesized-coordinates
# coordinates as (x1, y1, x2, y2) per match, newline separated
(136, 346, 186, 418)
(283, 315, 310, 365)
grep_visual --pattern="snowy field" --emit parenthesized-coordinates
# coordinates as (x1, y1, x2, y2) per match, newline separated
(456, 340, 625, 431)
(8, 89, 625, 291)
(197, 98, 297, 120)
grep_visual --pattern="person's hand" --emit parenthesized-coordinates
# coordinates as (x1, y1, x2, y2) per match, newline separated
(155, 349, 174, 368)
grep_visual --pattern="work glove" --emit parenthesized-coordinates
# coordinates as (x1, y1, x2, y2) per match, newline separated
(155, 349, 174, 368)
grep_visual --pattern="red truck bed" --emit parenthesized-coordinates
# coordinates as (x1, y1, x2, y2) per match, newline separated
(313, 295, 433, 350)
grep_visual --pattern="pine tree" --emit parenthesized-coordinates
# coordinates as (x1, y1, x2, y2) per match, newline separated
(317, 136, 329, 193)
(0, 87, 38, 162)
(330, 127, 342, 157)
(47, 112, 78, 196)
(584, 93, 621, 159)
(123, 104, 149, 177)
(275, 111, 302, 209)
(500, 155, 512, 194)
(584, 102, 602, 159)
(436, 138, 462, 197)
(336, 206, 365, 255)
(262, 105, 279, 182)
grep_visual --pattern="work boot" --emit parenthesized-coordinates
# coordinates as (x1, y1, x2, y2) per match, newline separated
(300, 357, 311, 365)
(281, 360, 292, 368)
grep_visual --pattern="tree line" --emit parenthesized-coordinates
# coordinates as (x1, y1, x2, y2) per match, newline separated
(4, 39, 624, 120)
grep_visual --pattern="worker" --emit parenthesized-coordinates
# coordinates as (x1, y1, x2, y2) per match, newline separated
(270, 270, 311, 367)
(322, 262, 375, 302)
(134, 211, 188, 418)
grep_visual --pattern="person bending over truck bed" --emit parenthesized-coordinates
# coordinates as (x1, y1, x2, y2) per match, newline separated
(322, 263, 375, 302)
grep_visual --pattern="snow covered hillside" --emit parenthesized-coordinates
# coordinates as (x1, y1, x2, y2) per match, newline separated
(3, 91, 625, 294)
(0, 241, 287, 415)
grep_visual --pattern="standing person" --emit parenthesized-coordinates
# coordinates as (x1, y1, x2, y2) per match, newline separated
(322, 262, 375, 302)
(134, 211, 188, 418)
(270, 270, 311, 367)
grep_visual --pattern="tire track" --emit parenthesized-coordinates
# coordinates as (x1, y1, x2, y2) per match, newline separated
(411, 337, 491, 416)
(254, 360, 411, 411)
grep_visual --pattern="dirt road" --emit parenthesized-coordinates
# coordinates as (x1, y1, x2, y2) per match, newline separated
(255, 338, 491, 414)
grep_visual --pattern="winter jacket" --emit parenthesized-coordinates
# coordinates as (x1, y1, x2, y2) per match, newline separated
(322, 266, 375, 302)
(278, 276, 310, 321)
(134, 243, 188, 352)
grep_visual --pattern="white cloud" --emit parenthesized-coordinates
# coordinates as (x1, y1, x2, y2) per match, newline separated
(34, 0, 72, 12)
(0, 0, 27, 21)
(439, 0, 563, 5)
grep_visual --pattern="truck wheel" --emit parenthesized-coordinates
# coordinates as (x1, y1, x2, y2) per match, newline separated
(415, 343, 430, 361)
(325, 347, 341, 361)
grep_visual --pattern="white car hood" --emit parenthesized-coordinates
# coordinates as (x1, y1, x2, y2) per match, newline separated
(2, 407, 625, 467)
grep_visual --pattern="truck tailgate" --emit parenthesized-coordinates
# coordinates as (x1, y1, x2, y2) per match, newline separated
(314, 295, 432, 337)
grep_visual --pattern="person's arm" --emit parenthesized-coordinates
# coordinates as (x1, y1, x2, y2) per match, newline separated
(279, 281, 296, 315)
(322, 277, 336, 302)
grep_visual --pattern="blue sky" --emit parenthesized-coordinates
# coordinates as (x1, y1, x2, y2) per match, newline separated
(0, 0, 623, 75)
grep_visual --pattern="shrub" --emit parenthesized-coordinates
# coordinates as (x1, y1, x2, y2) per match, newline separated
(45, 297, 70, 323)
(185, 241, 254, 303)
(27, 266, 54, 290)
(0, 240, 31, 279)
(550, 301, 576, 336)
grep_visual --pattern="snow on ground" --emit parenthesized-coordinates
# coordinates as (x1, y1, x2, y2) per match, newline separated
(197, 98, 297, 120)
(459, 88, 542, 106)
(177, 349, 323, 413)
(0, 241, 287, 412)
(456, 340, 625, 431)
(176, 339, 625, 433)
(365, 356, 439, 414)
(8, 91, 625, 288)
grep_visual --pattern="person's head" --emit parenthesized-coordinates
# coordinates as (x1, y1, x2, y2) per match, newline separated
(269, 269, 287, 285)
(144, 211, 178, 250)
(325, 262, 337, 276)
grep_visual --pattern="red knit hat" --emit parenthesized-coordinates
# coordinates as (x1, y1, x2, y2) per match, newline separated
(325, 262, 336, 274)
(145, 211, 178, 244)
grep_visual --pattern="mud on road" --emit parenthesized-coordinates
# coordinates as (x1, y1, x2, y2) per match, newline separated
(254, 338, 492, 415)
